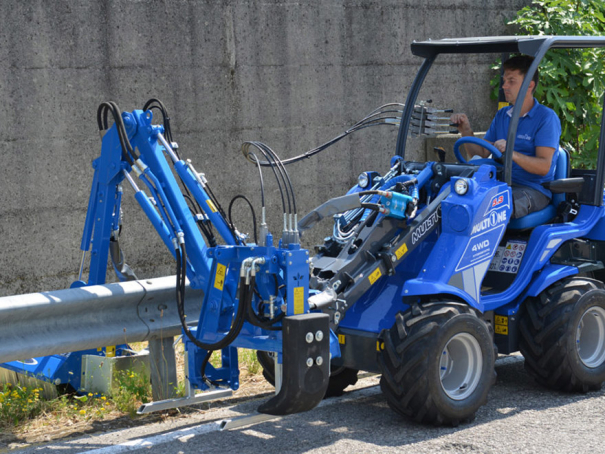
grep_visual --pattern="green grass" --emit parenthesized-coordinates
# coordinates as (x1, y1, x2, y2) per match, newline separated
(0, 348, 263, 431)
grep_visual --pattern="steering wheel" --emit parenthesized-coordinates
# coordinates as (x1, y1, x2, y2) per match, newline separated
(453, 136, 503, 164)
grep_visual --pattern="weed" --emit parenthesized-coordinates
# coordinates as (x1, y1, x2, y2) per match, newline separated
(0, 383, 45, 426)
(112, 370, 152, 417)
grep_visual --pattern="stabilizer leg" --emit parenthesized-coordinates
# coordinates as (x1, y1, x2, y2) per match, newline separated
(258, 313, 330, 415)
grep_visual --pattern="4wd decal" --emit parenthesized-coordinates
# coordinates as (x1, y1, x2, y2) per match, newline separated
(455, 224, 506, 273)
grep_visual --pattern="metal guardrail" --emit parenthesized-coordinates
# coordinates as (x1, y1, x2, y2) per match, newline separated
(0, 276, 203, 363)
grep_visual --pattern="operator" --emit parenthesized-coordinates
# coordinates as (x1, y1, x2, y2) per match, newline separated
(450, 55, 562, 219)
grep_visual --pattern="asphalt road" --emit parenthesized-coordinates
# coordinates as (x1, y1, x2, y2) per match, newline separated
(9, 355, 605, 454)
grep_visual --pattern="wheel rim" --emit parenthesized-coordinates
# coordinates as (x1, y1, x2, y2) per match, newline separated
(439, 332, 483, 400)
(576, 306, 605, 368)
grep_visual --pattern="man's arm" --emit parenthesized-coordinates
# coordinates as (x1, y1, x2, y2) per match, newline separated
(493, 140, 555, 176)
(450, 113, 491, 159)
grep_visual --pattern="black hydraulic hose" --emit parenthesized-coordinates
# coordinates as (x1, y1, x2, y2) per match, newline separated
(228, 195, 258, 245)
(253, 141, 293, 215)
(141, 98, 220, 247)
(242, 142, 288, 216)
(97, 102, 135, 166)
(245, 275, 283, 330)
(249, 103, 404, 167)
(175, 244, 248, 351)
(257, 142, 297, 215)
(248, 151, 266, 209)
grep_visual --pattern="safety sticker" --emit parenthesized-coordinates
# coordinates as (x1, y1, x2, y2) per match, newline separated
(293, 287, 305, 314)
(214, 263, 226, 290)
(395, 243, 408, 260)
(495, 315, 509, 335)
(376, 340, 385, 352)
(488, 240, 527, 274)
(368, 268, 382, 285)
(206, 199, 218, 213)
(338, 334, 346, 345)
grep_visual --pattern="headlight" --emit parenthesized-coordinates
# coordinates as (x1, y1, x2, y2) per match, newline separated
(358, 172, 370, 188)
(454, 178, 469, 195)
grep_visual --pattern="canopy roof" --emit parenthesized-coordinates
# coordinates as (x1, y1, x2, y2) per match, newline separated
(411, 36, 605, 58)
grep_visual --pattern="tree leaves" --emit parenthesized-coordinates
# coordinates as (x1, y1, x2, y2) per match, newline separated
(493, 0, 605, 168)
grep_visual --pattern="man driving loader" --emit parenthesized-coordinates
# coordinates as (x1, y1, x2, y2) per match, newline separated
(451, 55, 561, 219)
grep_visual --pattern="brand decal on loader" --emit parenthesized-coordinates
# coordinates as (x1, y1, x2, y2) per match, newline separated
(471, 211, 507, 235)
(411, 210, 440, 245)
(485, 190, 510, 217)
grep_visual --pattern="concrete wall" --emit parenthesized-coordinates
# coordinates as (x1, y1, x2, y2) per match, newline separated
(0, 0, 530, 296)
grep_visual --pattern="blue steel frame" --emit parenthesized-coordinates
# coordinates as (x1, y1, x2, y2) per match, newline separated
(76, 109, 339, 391)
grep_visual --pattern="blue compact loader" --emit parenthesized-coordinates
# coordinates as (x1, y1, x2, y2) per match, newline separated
(68, 36, 605, 426)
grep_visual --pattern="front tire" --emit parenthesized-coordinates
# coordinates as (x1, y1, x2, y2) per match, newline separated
(378, 302, 496, 426)
(519, 277, 605, 392)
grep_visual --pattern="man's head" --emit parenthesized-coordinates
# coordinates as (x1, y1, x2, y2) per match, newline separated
(502, 55, 538, 104)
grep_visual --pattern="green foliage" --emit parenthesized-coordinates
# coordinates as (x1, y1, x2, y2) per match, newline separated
(0, 383, 45, 426)
(493, 0, 605, 168)
(112, 370, 151, 417)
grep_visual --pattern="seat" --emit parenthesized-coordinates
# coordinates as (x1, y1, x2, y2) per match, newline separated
(507, 148, 569, 230)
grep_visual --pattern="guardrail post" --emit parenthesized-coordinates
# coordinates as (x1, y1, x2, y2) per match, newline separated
(148, 336, 178, 401)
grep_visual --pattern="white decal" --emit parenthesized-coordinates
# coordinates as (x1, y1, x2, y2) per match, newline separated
(471, 211, 507, 235)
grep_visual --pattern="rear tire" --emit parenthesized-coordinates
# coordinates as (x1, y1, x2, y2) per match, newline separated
(256, 351, 358, 398)
(519, 277, 605, 392)
(378, 302, 496, 426)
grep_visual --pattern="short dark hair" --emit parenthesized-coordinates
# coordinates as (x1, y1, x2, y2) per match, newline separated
(503, 55, 539, 92)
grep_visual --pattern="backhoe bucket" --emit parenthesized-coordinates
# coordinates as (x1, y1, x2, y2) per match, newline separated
(258, 313, 330, 415)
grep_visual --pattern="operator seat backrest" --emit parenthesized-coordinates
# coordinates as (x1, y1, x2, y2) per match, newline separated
(551, 147, 570, 205)
(507, 147, 568, 230)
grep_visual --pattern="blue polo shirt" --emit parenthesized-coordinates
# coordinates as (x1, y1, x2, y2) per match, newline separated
(484, 99, 561, 198)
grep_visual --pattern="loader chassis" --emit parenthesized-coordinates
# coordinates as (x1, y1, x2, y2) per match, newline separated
(7, 36, 605, 426)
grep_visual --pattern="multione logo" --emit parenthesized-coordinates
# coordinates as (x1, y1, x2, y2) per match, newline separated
(411, 211, 440, 244)
(471, 211, 507, 235)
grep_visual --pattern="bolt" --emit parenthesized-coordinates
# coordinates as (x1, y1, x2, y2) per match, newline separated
(332, 280, 341, 290)
(391, 255, 396, 262)
(316, 356, 324, 366)
(334, 312, 341, 324)
(288, 253, 292, 257)
(315, 330, 324, 342)
(305, 333, 314, 344)
(306, 358, 314, 367)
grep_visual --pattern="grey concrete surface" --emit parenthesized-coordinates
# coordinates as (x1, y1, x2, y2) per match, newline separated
(0, 0, 530, 296)
(7, 356, 605, 453)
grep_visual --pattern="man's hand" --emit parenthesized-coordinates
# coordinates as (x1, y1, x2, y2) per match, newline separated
(450, 113, 473, 136)
(494, 139, 507, 154)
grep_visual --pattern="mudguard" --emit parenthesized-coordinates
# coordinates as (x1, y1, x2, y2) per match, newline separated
(258, 313, 330, 415)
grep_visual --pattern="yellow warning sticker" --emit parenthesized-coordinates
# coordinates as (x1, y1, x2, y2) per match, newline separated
(376, 341, 385, 352)
(293, 287, 305, 314)
(495, 315, 508, 326)
(495, 324, 509, 335)
(338, 334, 346, 345)
(368, 268, 382, 285)
(206, 199, 218, 213)
(395, 243, 408, 260)
(106, 345, 116, 358)
(214, 263, 226, 291)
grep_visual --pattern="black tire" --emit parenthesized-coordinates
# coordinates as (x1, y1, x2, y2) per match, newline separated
(256, 351, 359, 398)
(378, 302, 496, 426)
(519, 277, 605, 392)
